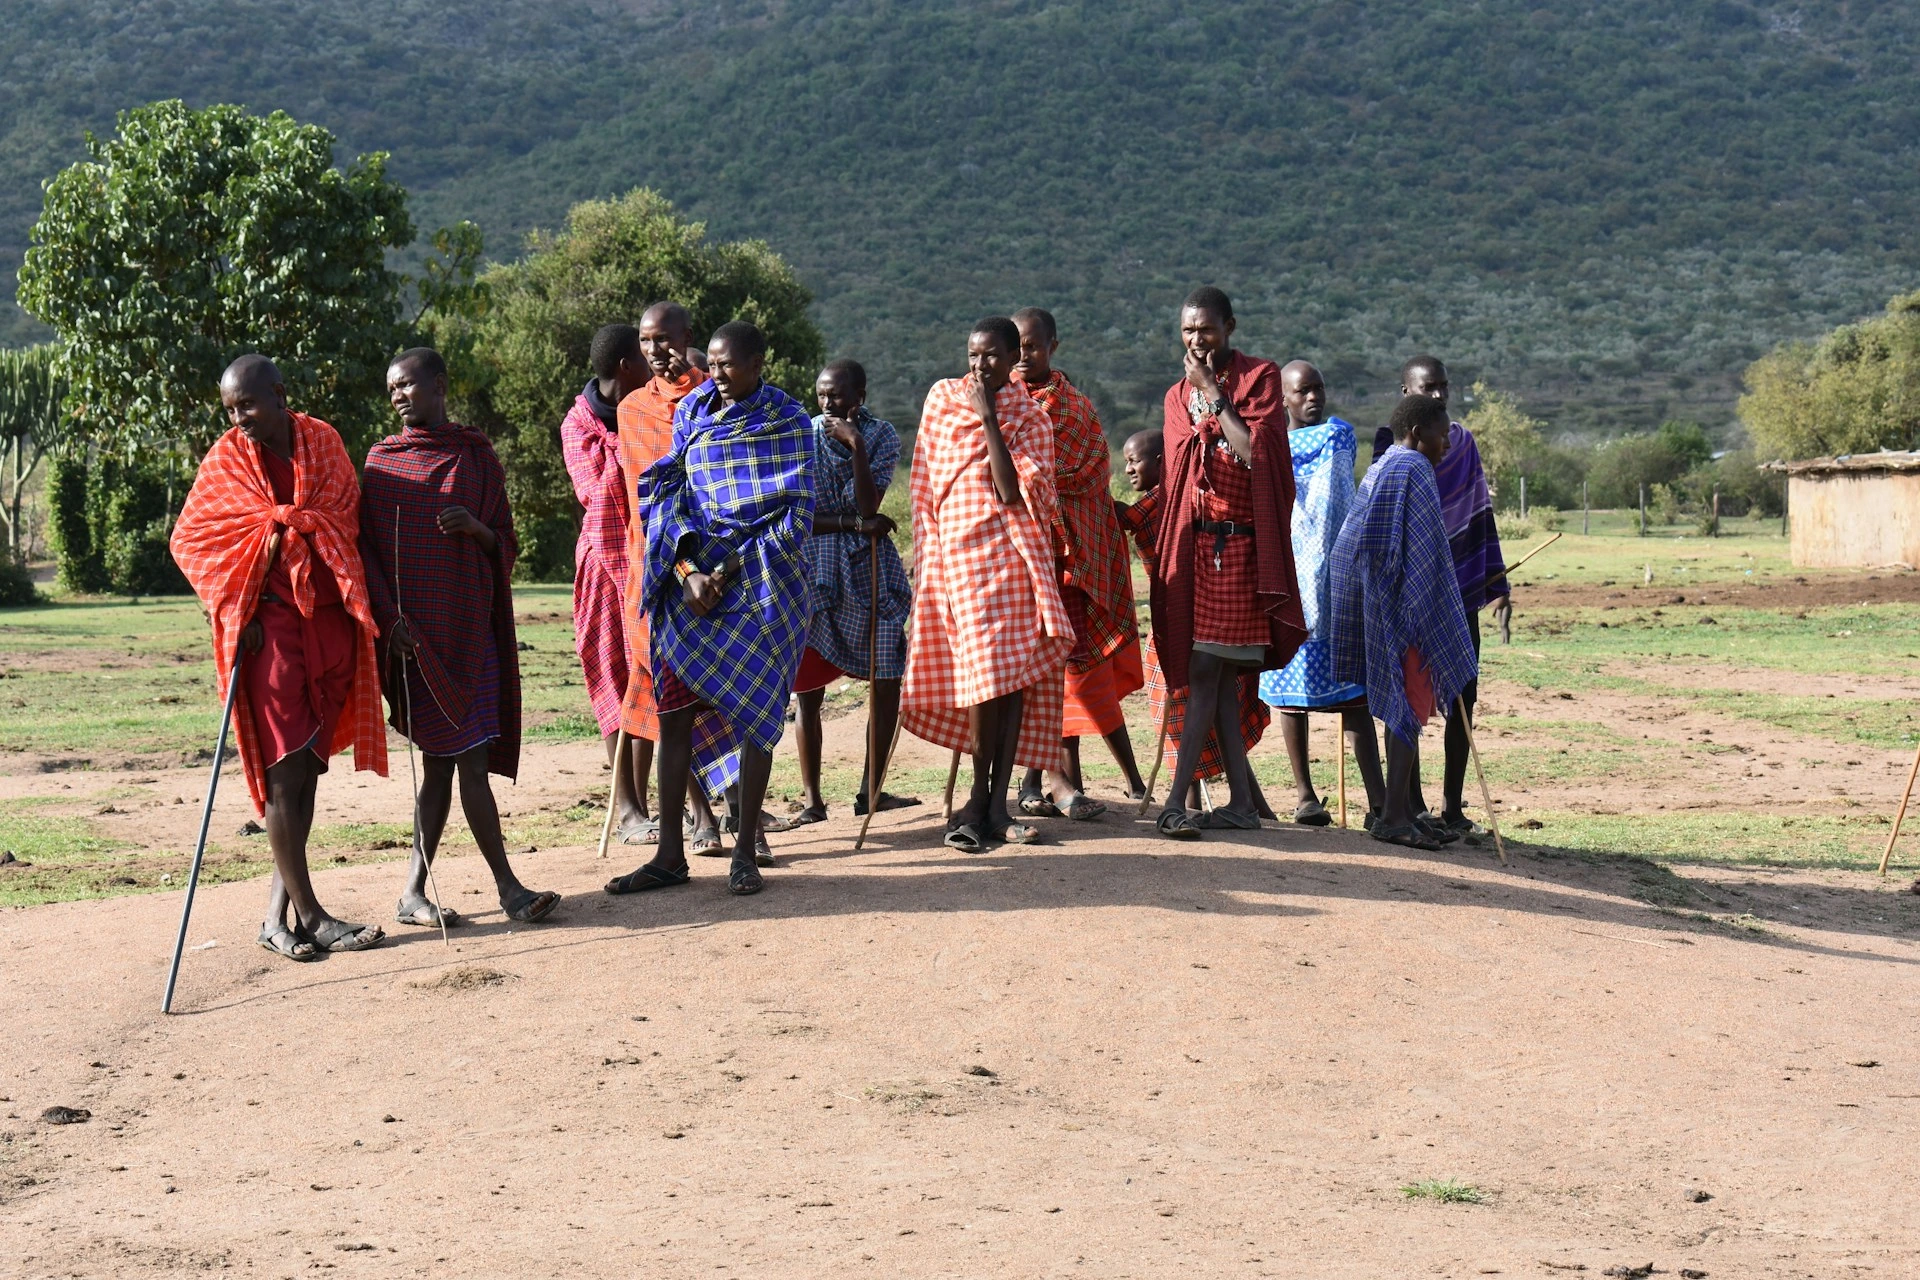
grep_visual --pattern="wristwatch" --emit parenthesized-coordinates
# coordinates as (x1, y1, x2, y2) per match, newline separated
(1205, 395, 1229, 417)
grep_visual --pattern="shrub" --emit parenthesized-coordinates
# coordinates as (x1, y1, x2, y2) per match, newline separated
(0, 556, 38, 606)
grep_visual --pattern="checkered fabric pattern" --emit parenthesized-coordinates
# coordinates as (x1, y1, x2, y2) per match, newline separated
(614, 367, 704, 740)
(901, 377, 1072, 770)
(639, 380, 815, 795)
(1331, 445, 1478, 747)
(169, 415, 388, 814)
(1143, 635, 1271, 782)
(561, 386, 631, 736)
(803, 408, 911, 680)
(359, 421, 522, 779)
(1024, 371, 1135, 673)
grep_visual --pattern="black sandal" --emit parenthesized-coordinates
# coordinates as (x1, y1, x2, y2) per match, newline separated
(503, 888, 560, 922)
(944, 823, 986, 852)
(1062, 795, 1107, 821)
(1293, 797, 1332, 827)
(1156, 808, 1201, 841)
(258, 924, 319, 962)
(1370, 822, 1442, 852)
(1017, 791, 1063, 818)
(727, 862, 764, 896)
(605, 863, 689, 894)
(753, 829, 777, 867)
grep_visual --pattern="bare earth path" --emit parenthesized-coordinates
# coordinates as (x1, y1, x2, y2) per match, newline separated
(5, 769, 1918, 1277)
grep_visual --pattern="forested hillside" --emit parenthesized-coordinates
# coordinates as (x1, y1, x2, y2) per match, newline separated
(4, 0, 1916, 437)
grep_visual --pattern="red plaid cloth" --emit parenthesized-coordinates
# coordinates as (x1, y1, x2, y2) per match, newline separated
(1062, 640, 1144, 738)
(169, 415, 388, 814)
(359, 422, 522, 779)
(1151, 352, 1307, 690)
(561, 392, 630, 736)
(616, 368, 705, 740)
(1023, 371, 1135, 673)
(901, 377, 1072, 770)
(1117, 488, 1162, 577)
(1143, 635, 1270, 782)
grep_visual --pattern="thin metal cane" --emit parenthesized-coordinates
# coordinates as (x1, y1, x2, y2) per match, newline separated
(855, 719, 905, 851)
(1458, 694, 1507, 867)
(396, 506, 449, 945)
(162, 645, 244, 1014)
(1878, 739, 1920, 875)
(597, 728, 628, 859)
(1136, 696, 1174, 817)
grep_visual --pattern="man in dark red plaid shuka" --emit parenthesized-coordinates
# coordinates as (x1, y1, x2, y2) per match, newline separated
(359, 348, 558, 928)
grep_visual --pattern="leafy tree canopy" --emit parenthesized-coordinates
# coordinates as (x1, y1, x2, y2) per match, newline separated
(16, 100, 413, 454)
(1737, 290, 1920, 460)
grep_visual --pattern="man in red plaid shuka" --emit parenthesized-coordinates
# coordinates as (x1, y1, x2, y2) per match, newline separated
(359, 348, 559, 926)
(1011, 308, 1143, 816)
(902, 317, 1081, 850)
(1150, 288, 1306, 840)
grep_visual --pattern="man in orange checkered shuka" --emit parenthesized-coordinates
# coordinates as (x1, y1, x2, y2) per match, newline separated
(170, 355, 390, 962)
(900, 317, 1076, 852)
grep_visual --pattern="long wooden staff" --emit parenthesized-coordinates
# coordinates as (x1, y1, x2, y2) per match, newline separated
(1878, 739, 1920, 875)
(596, 728, 628, 859)
(1336, 715, 1348, 829)
(855, 720, 905, 851)
(1457, 694, 1507, 866)
(396, 507, 449, 945)
(1474, 532, 1562, 605)
(1137, 696, 1174, 817)
(864, 530, 882, 819)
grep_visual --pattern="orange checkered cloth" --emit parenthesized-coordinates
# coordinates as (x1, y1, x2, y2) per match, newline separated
(901, 378, 1073, 770)
(615, 367, 706, 741)
(169, 415, 388, 814)
(1024, 371, 1135, 670)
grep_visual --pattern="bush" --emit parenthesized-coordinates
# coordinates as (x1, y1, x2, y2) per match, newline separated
(1650, 482, 1683, 526)
(1530, 504, 1564, 532)
(0, 556, 38, 606)
(1495, 513, 1535, 543)
(47, 447, 186, 595)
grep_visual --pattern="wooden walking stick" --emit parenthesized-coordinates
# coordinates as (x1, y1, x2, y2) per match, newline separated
(162, 641, 246, 1014)
(1456, 694, 1507, 866)
(1473, 531, 1563, 605)
(1877, 738, 1920, 875)
(1336, 714, 1348, 829)
(395, 507, 449, 946)
(1137, 695, 1174, 817)
(942, 750, 962, 823)
(596, 728, 629, 859)
(855, 720, 905, 851)
(864, 530, 882, 819)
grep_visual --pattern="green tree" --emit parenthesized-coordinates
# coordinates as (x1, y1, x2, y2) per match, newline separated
(464, 188, 825, 581)
(1461, 381, 1542, 507)
(16, 99, 413, 456)
(0, 345, 63, 564)
(1738, 290, 1920, 461)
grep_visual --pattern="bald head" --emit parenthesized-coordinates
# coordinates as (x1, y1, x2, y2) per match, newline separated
(1121, 427, 1164, 494)
(639, 301, 694, 380)
(219, 353, 291, 450)
(1280, 360, 1326, 429)
(1400, 354, 1449, 409)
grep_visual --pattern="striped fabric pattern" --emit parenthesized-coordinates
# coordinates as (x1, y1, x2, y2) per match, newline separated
(169, 414, 388, 814)
(1433, 423, 1509, 611)
(639, 380, 815, 795)
(901, 377, 1072, 770)
(803, 408, 911, 680)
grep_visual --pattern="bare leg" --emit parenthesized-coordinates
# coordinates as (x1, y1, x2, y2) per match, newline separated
(626, 734, 655, 819)
(1442, 676, 1478, 821)
(1382, 731, 1419, 830)
(794, 689, 826, 817)
(1100, 726, 1148, 798)
(644, 708, 696, 874)
(1209, 666, 1260, 818)
(1062, 739, 1084, 793)
(985, 689, 1024, 834)
(1344, 707, 1387, 812)
(856, 679, 903, 803)
(1278, 710, 1317, 806)
(606, 730, 647, 837)
(262, 748, 328, 933)
(1164, 650, 1226, 816)
(732, 740, 775, 872)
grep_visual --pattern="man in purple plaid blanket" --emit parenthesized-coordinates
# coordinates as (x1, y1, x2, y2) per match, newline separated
(605, 321, 815, 898)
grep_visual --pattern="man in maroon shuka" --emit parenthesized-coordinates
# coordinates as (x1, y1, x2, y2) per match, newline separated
(1150, 287, 1307, 840)
(359, 347, 559, 926)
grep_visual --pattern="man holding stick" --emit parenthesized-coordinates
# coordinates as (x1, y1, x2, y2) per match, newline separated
(171, 354, 388, 960)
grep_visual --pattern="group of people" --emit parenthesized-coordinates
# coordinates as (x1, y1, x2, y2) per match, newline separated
(169, 285, 1510, 963)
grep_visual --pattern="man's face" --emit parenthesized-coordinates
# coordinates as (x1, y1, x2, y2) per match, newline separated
(1180, 306, 1234, 366)
(815, 370, 862, 419)
(1412, 420, 1451, 468)
(1122, 438, 1163, 493)
(221, 375, 287, 442)
(386, 360, 446, 429)
(968, 330, 1016, 392)
(1013, 317, 1056, 386)
(639, 313, 690, 379)
(1281, 365, 1327, 427)
(1403, 364, 1449, 410)
(708, 337, 764, 403)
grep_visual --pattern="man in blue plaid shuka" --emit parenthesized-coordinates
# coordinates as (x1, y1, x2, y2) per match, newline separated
(605, 321, 814, 898)
(1330, 394, 1476, 850)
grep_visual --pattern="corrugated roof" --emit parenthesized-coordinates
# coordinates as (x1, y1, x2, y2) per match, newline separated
(1763, 450, 1920, 476)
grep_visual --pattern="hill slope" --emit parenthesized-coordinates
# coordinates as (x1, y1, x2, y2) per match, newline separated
(4, 0, 1917, 436)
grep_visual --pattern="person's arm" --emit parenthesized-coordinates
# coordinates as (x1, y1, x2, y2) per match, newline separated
(1185, 349, 1251, 464)
(970, 375, 1022, 506)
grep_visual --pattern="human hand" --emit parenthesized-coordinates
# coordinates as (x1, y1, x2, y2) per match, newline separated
(857, 514, 897, 538)
(682, 572, 722, 617)
(966, 371, 996, 423)
(823, 415, 861, 449)
(1489, 595, 1512, 626)
(438, 506, 484, 539)
(390, 616, 419, 654)
(241, 620, 263, 654)
(1184, 347, 1220, 397)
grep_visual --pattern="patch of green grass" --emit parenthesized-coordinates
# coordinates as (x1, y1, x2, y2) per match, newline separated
(1517, 810, 1896, 872)
(1400, 1179, 1485, 1205)
(0, 806, 131, 863)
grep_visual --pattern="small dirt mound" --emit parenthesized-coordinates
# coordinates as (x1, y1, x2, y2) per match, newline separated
(409, 965, 512, 992)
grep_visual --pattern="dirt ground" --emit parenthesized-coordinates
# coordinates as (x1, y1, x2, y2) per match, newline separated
(5, 694, 1920, 1278)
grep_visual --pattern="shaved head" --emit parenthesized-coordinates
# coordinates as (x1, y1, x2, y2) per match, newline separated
(641, 301, 691, 339)
(219, 353, 290, 450)
(1125, 427, 1164, 459)
(1280, 360, 1327, 428)
(221, 353, 282, 395)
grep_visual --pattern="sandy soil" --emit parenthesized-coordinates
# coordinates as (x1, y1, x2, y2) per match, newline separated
(6, 700, 1920, 1278)
(1514, 570, 1920, 611)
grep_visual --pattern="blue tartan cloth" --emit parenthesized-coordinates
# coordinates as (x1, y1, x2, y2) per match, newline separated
(1330, 445, 1477, 747)
(639, 380, 815, 793)
(804, 408, 911, 680)
(1262, 417, 1365, 709)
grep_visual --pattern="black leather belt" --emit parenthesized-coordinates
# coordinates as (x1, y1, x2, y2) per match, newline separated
(1193, 519, 1253, 570)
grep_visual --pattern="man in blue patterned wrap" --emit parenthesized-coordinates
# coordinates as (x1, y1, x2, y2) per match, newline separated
(773, 359, 915, 828)
(605, 320, 815, 898)
(1331, 393, 1477, 853)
